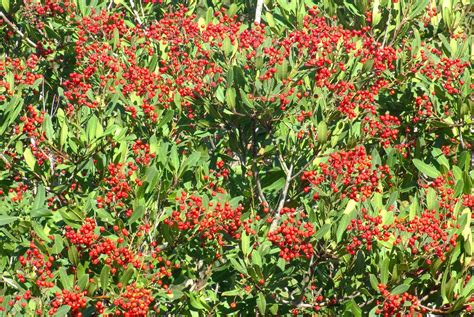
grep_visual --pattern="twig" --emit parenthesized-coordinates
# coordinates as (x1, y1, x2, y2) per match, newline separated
(381, 6, 392, 48)
(253, 166, 268, 205)
(418, 303, 453, 315)
(129, 0, 143, 26)
(270, 162, 293, 231)
(255, 0, 264, 24)
(251, 119, 268, 205)
(0, 12, 36, 48)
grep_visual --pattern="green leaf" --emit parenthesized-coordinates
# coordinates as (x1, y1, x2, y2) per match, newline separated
(169, 145, 179, 171)
(251, 251, 262, 268)
(52, 235, 64, 254)
(408, 0, 429, 19)
(314, 223, 331, 240)
(257, 293, 266, 315)
(100, 265, 110, 290)
(68, 245, 79, 266)
(120, 266, 134, 285)
(86, 115, 100, 143)
(317, 121, 328, 143)
(0, 215, 17, 226)
(77, 274, 89, 290)
(369, 274, 379, 291)
(225, 87, 236, 109)
(23, 148, 37, 171)
(337, 214, 350, 243)
(188, 293, 206, 311)
(53, 305, 71, 317)
(127, 206, 144, 224)
(265, 12, 276, 28)
(380, 257, 389, 284)
(344, 199, 358, 214)
(347, 299, 362, 317)
(1, 0, 9, 12)
(391, 284, 409, 295)
(59, 268, 73, 290)
(31, 185, 50, 217)
(413, 159, 440, 178)
(222, 289, 241, 296)
(241, 231, 250, 256)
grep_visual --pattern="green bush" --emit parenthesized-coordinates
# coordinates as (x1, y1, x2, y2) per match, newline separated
(0, 0, 472, 316)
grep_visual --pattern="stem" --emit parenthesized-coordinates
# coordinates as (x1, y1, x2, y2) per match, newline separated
(270, 161, 293, 231)
(381, 5, 392, 48)
(255, 0, 264, 24)
(0, 12, 36, 48)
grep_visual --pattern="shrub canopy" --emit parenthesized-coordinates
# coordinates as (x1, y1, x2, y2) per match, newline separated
(0, 0, 472, 316)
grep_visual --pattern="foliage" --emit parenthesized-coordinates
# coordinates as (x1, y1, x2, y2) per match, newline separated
(0, 0, 473, 316)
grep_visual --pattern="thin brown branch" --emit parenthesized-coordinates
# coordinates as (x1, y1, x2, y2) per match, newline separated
(0, 12, 36, 48)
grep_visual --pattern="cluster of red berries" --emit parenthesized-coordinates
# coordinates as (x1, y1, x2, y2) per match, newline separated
(19, 241, 55, 288)
(302, 146, 391, 201)
(96, 162, 140, 209)
(0, 55, 43, 101)
(65, 218, 99, 248)
(393, 209, 458, 262)
(164, 191, 244, 245)
(363, 114, 401, 148)
(113, 285, 154, 316)
(412, 95, 433, 123)
(376, 284, 421, 317)
(24, 0, 73, 17)
(416, 51, 468, 96)
(268, 208, 315, 261)
(49, 288, 87, 316)
(131, 140, 155, 166)
(346, 207, 392, 254)
(420, 172, 459, 217)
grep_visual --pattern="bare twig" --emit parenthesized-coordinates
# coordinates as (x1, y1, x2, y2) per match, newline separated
(129, 0, 143, 26)
(251, 120, 268, 205)
(418, 304, 453, 315)
(0, 12, 36, 48)
(255, 0, 264, 24)
(270, 162, 293, 231)
(253, 166, 268, 205)
(381, 6, 392, 48)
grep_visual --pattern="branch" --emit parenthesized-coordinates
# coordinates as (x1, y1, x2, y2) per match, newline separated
(0, 12, 36, 48)
(270, 162, 293, 231)
(418, 304, 453, 315)
(252, 164, 268, 206)
(255, 0, 264, 24)
(251, 120, 268, 206)
(129, 0, 143, 26)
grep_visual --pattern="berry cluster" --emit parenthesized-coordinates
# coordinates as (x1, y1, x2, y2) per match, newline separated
(302, 146, 391, 201)
(376, 284, 421, 317)
(268, 208, 315, 261)
(49, 288, 87, 316)
(164, 191, 244, 246)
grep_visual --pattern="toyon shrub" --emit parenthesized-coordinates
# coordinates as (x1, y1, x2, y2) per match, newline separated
(0, 0, 472, 316)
